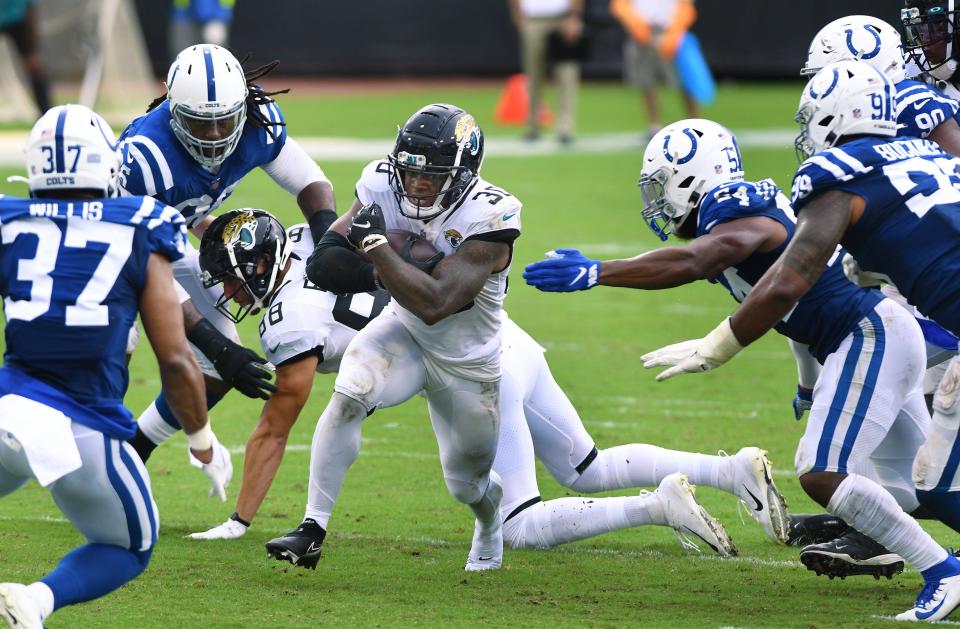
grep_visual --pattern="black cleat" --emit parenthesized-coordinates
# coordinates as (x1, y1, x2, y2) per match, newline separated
(800, 530, 904, 580)
(787, 513, 850, 547)
(265, 519, 326, 570)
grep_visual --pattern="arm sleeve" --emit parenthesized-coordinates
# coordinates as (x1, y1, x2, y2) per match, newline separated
(261, 137, 329, 196)
(788, 339, 821, 389)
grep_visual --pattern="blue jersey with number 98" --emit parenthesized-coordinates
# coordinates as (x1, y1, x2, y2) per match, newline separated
(791, 136, 960, 334)
(0, 195, 186, 439)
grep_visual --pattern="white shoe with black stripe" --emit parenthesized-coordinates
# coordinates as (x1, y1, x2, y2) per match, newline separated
(730, 447, 790, 544)
(0, 583, 43, 629)
(658, 472, 737, 557)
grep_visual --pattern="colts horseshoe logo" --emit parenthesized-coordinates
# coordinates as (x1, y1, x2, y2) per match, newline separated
(808, 67, 840, 100)
(845, 24, 882, 60)
(662, 128, 699, 165)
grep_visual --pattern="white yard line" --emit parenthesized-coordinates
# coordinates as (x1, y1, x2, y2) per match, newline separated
(0, 129, 799, 167)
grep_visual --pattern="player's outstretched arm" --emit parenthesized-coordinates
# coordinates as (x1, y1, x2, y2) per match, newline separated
(235, 355, 317, 523)
(728, 190, 858, 346)
(262, 137, 338, 244)
(524, 217, 777, 292)
(189, 354, 317, 539)
(642, 190, 857, 381)
(139, 253, 211, 461)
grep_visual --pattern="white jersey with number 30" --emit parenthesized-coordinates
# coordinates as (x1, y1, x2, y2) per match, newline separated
(355, 159, 522, 381)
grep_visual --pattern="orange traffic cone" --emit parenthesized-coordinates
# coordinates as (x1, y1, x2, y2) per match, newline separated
(494, 74, 554, 127)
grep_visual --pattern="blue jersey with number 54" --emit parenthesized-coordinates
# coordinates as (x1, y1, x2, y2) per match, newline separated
(0, 195, 186, 439)
(791, 136, 960, 334)
(697, 179, 882, 362)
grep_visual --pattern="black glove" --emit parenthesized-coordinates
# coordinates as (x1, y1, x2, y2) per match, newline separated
(306, 230, 378, 293)
(188, 319, 277, 400)
(348, 203, 387, 252)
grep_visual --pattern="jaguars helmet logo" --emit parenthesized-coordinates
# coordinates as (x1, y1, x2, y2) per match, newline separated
(221, 211, 258, 250)
(444, 229, 463, 248)
(454, 115, 481, 157)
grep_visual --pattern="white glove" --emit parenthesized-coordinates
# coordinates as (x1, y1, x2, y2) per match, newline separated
(188, 516, 248, 540)
(188, 433, 233, 502)
(642, 318, 744, 381)
(841, 252, 890, 288)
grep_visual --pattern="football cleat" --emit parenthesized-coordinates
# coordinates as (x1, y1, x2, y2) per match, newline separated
(800, 530, 904, 580)
(265, 519, 326, 570)
(730, 447, 791, 544)
(0, 583, 43, 629)
(895, 573, 960, 622)
(658, 472, 738, 557)
(787, 513, 850, 547)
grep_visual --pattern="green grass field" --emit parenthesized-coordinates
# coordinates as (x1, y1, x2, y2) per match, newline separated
(1, 81, 956, 628)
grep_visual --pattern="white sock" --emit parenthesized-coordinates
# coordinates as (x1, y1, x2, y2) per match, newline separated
(502, 492, 667, 549)
(303, 394, 365, 529)
(827, 473, 948, 572)
(136, 401, 179, 445)
(469, 472, 503, 558)
(572, 444, 730, 493)
(26, 582, 53, 621)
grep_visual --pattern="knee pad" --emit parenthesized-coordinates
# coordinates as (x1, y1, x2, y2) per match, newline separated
(568, 447, 607, 493)
(444, 474, 486, 505)
(334, 347, 391, 412)
(502, 506, 550, 550)
(323, 392, 369, 427)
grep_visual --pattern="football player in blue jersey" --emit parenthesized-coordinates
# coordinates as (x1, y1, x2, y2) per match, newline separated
(118, 44, 337, 476)
(635, 61, 960, 621)
(0, 105, 211, 627)
(523, 117, 935, 581)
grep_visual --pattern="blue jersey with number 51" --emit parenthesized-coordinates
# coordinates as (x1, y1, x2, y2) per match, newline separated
(0, 195, 186, 439)
(791, 136, 960, 334)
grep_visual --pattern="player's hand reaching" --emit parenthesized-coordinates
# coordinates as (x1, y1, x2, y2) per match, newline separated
(348, 203, 388, 253)
(523, 249, 600, 292)
(642, 319, 744, 381)
(215, 342, 277, 400)
(189, 433, 233, 502)
(188, 514, 249, 540)
(792, 385, 813, 420)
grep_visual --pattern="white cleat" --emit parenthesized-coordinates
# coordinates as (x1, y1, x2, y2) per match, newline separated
(465, 474, 504, 572)
(730, 447, 790, 544)
(658, 472, 737, 557)
(895, 573, 960, 622)
(0, 583, 43, 629)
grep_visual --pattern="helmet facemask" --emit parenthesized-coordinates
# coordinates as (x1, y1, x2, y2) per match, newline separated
(902, 0, 959, 79)
(388, 151, 475, 221)
(170, 100, 246, 169)
(638, 167, 695, 241)
(794, 104, 823, 161)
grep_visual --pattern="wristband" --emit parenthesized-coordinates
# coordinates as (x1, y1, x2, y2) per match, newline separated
(230, 511, 252, 528)
(359, 233, 388, 253)
(700, 318, 745, 365)
(187, 423, 214, 452)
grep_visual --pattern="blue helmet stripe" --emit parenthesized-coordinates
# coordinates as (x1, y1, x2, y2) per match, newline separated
(54, 107, 67, 173)
(203, 47, 216, 101)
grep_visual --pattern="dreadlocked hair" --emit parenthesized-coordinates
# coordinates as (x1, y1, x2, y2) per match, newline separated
(146, 52, 290, 142)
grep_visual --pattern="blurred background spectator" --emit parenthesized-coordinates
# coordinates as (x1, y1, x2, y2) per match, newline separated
(508, 0, 584, 144)
(0, 0, 51, 114)
(610, 0, 698, 140)
(169, 0, 233, 58)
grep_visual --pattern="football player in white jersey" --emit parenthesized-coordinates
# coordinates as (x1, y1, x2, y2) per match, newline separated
(188, 211, 787, 558)
(262, 104, 522, 572)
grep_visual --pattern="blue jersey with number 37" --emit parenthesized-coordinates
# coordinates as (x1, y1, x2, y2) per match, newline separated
(791, 136, 960, 334)
(697, 179, 882, 362)
(0, 195, 186, 439)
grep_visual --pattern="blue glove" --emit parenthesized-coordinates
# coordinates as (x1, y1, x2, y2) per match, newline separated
(523, 249, 600, 292)
(793, 385, 813, 420)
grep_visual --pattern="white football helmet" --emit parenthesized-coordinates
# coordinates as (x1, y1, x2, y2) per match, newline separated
(166, 44, 247, 168)
(638, 119, 745, 241)
(802, 15, 907, 83)
(795, 60, 898, 160)
(25, 104, 120, 197)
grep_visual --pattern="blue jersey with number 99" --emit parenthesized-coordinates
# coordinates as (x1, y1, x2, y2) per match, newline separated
(0, 195, 186, 439)
(791, 136, 960, 334)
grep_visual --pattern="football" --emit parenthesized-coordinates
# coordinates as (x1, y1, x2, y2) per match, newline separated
(385, 229, 440, 263)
